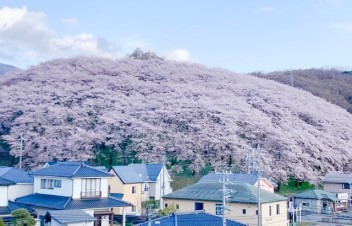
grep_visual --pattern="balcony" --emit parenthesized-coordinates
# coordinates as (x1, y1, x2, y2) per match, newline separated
(81, 191, 102, 199)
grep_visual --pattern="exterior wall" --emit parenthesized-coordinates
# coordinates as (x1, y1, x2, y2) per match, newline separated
(324, 182, 352, 208)
(101, 178, 109, 198)
(72, 178, 82, 199)
(34, 176, 73, 196)
(108, 170, 143, 214)
(0, 186, 8, 206)
(8, 184, 33, 201)
(254, 179, 274, 193)
(153, 166, 173, 200)
(294, 198, 335, 213)
(163, 199, 288, 226)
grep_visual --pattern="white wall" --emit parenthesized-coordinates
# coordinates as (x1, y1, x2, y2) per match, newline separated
(101, 178, 108, 198)
(72, 178, 82, 199)
(34, 176, 73, 196)
(154, 166, 173, 200)
(8, 184, 33, 201)
(0, 186, 8, 206)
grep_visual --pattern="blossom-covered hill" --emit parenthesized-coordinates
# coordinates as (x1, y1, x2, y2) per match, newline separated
(1, 57, 352, 182)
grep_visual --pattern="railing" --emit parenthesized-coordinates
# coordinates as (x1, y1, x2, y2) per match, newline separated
(81, 191, 102, 199)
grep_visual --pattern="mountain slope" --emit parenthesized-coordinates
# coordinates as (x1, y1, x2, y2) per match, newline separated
(1, 57, 352, 182)
(251, 69, 352, 113)
(0, 63, 18, 76)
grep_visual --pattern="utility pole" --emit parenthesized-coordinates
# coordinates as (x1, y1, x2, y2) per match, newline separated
(18, 134, 26, 170)
(289, 69, 294, 87)
(256, 143, 261, 226)
(160, 155, 166, 209)
(220, 171, 235, 226)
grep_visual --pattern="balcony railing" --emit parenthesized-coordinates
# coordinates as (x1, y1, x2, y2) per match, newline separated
(81, 191, 102, 199)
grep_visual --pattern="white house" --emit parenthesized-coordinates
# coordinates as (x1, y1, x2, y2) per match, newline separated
(0, 166, 34, 221)
(15, 162, 131, 226)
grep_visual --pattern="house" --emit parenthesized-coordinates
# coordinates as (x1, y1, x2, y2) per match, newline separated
(14, 162, 131, 226)
(45, 209, 96, 226)
(322, 173, 352, 208)
(109, 165, 145, 215)
(134, 211, 246, 226)
(109, 163, 172, 215)
(293, 189, 342, 213)
(162, 181, 288, 226)
(0, 166, 34, 222)
(199, 172, 276, 193)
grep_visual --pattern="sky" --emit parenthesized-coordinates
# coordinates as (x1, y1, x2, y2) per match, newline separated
(1, 0, 352, 73)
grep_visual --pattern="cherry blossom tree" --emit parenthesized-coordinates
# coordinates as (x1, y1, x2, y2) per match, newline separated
(1, 56, 352, 182)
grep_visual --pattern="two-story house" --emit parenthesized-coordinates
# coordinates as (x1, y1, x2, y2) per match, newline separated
(163, 181, 288, 226)
(14, 162, 130, 226)
(199, 172, 276, 193)
(0, 166, 34, 222)
(108, 163, 172, 215)
(322, 173, 352, 208)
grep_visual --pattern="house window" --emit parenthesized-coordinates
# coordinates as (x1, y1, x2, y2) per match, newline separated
(256, 210, 258, 215)
(215, 204, 223, 215)
(81, 178, 101, 198)
(165, 203, 168, 208)
(176, 204, 179, 209)
(342, 183, 350, 189)
(242, 209, 246, 214)
(132, 205, 136, 212)
(132, 186, 136, 194)
(41, 179, 53, 189)
(144, 185, 148, 192)
(302, 203, 309, 207)
(269, 206, 272, 216)
(276, 204, 280, 214)
(195, 202, 204, 211)
(54, 180, 61, 188)
(41, 179, 61, 189)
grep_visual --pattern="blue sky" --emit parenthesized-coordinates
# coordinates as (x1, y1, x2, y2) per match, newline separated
(1, 0, 352, 72)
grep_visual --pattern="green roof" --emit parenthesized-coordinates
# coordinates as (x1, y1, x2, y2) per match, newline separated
(163, 181, 287, 204)
(293, 189, 339, 201)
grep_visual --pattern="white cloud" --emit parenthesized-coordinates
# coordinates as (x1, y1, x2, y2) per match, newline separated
(62, 18, 79, 27)
(329, 21, 352, 33)
(256, 6, 274, 13)
(165, 49, 192, 62)
(0, 6, 121, 67)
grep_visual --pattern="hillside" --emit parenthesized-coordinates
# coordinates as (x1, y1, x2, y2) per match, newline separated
(1, 57, 352, 182)
(251, 69, 352, 113)
(0, 63, 18, 76)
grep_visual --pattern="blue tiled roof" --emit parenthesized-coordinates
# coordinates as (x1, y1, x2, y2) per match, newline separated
(15, 193, 71, 209)
(110, 166, 144, 184)
(0, 166, 33, 184)
(129, 164, 150, 181)
(135, 211, 245, 226)
(48, 209, 96, 224)
(0, 177, 15, 186)
(15, 193, 131, 210)
(110, 193, 124, 200)
(66, 197, 130, 209)
(0, 201, 35, 215)
(145, 164, 163, 181)
(31, 162, 111, 178)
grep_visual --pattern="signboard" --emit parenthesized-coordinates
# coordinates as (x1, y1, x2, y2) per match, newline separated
(216, 204, 224, 215)
(337, 193, 349, 200)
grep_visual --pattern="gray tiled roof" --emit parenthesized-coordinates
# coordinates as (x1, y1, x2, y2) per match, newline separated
(15, 193, 131, 210)
(293, 189, 339, 201)
(135, 211, 245, 226)
(199, 173, 258, 185)
(0, 166, 33, 184)
(163, 181, 286, 204)
(110, 166, 144, 184)
(48, 209, 96, 224)
(31, 162, 111, 178)
(322, 173, 352, 183)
